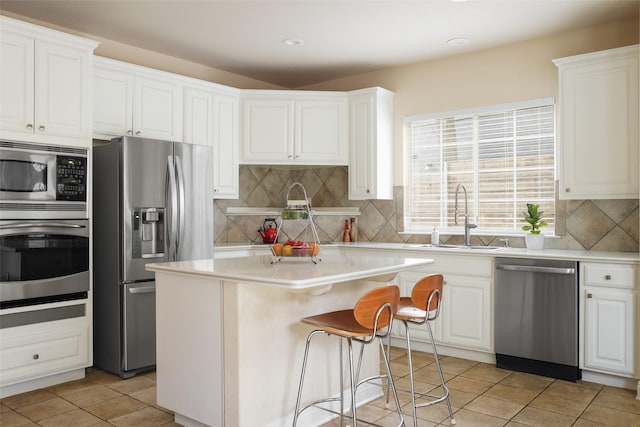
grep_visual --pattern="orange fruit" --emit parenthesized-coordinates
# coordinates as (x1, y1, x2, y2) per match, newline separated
(308, 243, 320, 256)
(272, 243, 283, 256)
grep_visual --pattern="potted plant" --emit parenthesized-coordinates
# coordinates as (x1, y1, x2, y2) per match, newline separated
(521, 203, 547, 249)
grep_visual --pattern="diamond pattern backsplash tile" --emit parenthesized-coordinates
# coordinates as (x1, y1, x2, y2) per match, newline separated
(214, 166, 639, 252)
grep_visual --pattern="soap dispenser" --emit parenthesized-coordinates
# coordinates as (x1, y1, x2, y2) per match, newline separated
(431, 226, 439, 245)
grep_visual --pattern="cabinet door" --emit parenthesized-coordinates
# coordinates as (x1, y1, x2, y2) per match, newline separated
(584, 288, 635, 375)
(294, 99, 347, 164)
(557, 47, 639, 199)
(0, 317, 90, 386)
(93, 65, 134, 139)
(134, 75, 183, 142)
(0, 31, 34, 134)
(213, 93, 239, 198)
(348, 88, 394, 200)
(441, 276, 491, 351)
(35, 40, 91, 138)
(183, 86, 213, 146)
(242, 98, 293, 162)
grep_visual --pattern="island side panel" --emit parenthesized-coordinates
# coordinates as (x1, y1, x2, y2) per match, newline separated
(156, 272, 224, 427)
(224, 280, 385, 427)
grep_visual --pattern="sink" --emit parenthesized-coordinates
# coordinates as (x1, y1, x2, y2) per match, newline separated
(436, 244, 501, 250)
(403, 244, 501, 251)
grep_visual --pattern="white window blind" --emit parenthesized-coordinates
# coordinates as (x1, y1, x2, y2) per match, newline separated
(404, 98, 555, 235)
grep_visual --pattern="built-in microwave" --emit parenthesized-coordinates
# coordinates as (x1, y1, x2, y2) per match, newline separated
(0, 140, 88, 219)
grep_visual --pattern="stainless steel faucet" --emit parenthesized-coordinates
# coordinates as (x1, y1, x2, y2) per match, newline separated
(454, 184, 477, 246)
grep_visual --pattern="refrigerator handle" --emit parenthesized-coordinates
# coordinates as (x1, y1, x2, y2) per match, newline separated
(175, 155, 186, 257)
(166, 155, 178, 261)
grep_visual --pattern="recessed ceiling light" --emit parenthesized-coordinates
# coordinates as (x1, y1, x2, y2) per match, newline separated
(282, 38, 304, 46)
(447, 38, 469, 46)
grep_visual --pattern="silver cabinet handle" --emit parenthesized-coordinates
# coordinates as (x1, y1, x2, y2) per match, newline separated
(33, 354, 39, 360)
(136, 131, 141, 135)
(565, 188, 571, 192)
(38, 125, 45, 131)
(496, 264, 575, 275)
(587, 293, 593, 299)
(127, 130, 133, 135)
(605, 274, 612, 280)
(128, 286, 155, 294)
(26, 123, 33, 129)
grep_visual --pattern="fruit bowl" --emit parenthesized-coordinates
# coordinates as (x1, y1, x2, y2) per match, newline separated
(272, 240, 321, 258)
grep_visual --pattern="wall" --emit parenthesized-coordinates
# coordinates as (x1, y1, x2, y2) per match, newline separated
(215, 166, 639, 252)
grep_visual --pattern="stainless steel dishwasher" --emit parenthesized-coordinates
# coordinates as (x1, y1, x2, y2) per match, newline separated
(494, 257, 579, 381)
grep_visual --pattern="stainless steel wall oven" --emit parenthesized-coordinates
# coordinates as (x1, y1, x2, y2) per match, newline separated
(0, 219, 90, 309)
(0, 140, 90, 309)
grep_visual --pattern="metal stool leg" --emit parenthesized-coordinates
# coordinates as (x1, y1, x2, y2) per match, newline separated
(403, 320, 419, 426)
(426, 322, 455, 424)
(293, 330, 323, 427)
(347, 337, 358, 427)
(379, 336, 405, 426)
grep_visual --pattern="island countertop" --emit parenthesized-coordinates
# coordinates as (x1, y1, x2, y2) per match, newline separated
(146, 253, 433, 289)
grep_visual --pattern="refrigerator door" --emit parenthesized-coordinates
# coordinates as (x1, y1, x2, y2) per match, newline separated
(120, 136, 172, 282)
(122, 281, 156, 372)
(174, 142, 214, 261)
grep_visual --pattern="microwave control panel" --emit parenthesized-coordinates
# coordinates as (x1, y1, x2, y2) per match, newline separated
(56, 156, 87, 201)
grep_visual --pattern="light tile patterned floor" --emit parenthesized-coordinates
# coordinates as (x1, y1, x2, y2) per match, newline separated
(1, 348, 639, 426)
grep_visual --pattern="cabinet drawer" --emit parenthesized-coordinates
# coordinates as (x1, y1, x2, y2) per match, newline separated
(582, 263, 636, 289)
(0, 318, 90, 386)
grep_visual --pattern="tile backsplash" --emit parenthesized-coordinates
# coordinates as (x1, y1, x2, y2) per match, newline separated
(214, 166, 639, 252)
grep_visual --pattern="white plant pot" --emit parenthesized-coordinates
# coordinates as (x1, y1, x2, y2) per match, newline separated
(525, 233, 545, 250)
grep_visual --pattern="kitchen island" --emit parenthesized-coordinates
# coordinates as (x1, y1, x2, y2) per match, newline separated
(146, 253, 432, 427)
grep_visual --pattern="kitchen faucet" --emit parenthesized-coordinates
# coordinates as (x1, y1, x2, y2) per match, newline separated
(454, 184, 477, 246)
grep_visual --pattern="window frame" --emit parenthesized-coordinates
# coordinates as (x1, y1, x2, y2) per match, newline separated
(403, 97, 556, 237)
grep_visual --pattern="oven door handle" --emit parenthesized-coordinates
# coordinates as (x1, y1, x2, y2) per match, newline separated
(0, 222, 85, 229)
(496, 264, 576, 275)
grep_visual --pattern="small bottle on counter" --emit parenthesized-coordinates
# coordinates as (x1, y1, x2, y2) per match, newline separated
(431, 225, 439, 245)
(343, 219, 351, 243)
(349, 217, 357, 243)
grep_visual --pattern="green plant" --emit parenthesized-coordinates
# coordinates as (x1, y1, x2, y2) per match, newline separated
(521, 203, 548, 234)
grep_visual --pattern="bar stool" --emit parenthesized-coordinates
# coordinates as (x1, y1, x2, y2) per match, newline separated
(394, 274, 456, 425)
(292, 284, 404, 427)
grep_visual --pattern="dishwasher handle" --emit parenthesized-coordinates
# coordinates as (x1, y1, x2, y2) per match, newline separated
(496, 264, 575, 275)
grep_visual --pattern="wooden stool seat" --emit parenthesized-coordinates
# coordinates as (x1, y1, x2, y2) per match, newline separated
(301, 310, 377, 338)
(396, 297, 427, 321)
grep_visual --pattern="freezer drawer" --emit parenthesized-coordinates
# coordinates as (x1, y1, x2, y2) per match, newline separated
(122, 282, 156, 373)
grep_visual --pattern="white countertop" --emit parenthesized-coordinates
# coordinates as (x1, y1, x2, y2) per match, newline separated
(146, 253, 433, 289)
(213, 242, 640, 264)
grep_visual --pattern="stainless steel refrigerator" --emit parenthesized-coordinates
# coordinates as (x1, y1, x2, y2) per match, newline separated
(93, 136, 213, 378)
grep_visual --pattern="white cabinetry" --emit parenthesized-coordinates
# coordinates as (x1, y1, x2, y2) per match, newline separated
(241, 91, 348, 165)
(0, 16, 98, 147)
(93, 57, 183, 142)
(0, 301, 91, 398)
(554, 45, 639, 199)
(184, 84, 240, 198)
(580, 262, 637, 377)
(348, 87, 394, 200)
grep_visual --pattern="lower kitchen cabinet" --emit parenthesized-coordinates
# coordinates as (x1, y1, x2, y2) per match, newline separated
(0, 310, 90, 390)
(395, 253, 493, 354)
(581, 262, 637, 377)
(441, 275, 491, 351)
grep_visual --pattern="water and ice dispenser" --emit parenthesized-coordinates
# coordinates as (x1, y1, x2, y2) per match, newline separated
(132, 207, 165, 258)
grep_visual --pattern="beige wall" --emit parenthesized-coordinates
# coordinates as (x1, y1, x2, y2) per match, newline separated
(0, 10, 283, 90)
(301, 17, 639, 186)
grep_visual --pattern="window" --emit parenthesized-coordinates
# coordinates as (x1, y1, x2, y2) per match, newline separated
(404, 98, 555, 236)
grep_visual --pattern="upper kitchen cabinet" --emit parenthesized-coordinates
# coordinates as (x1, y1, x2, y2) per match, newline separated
(241, 91, 348, 165)
(93, 57, 183, 142)
(554, 45, 639, 200)
(348, 87, 394, 200)
(184, 83, 240, 198)
(0, 16, 98, 148)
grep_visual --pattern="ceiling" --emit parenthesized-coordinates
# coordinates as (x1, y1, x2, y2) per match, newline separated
(1, 0, 638, 88)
